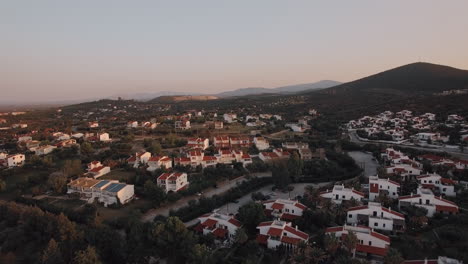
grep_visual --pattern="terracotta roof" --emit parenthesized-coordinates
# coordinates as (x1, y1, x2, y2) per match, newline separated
(356, 244, 388, 256)
(284, 226, 309, 240)
(257, 221, 273, 227)
(228, 218, 242, 227)
(325, 226, 344, 233)
(256, 234, 268, 244)
(212, 228, 228, 238)
(267, 228, 283, 237)
(435, 205, 458, 213)
(201, 218, 217, 228)
(281, 236, 303, 245)
(371, 231, 391, 243)
(281, 213, 300, 221)
(347, 205, 368, 212)
(271, 203, 284, 210)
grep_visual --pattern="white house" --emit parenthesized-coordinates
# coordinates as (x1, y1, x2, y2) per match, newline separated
(98, 132, 111, 142)
(34, 145, 57, 156)
(157, 172, 189, 192)
(88, 121, 99, 128)
(399, 187, 459, 217)
(127, 152, 152, 168)
(320, 185, 365, 204)
(87, 161, 111, 178)
(256, 220, 309, 250)
(127, 121, 138, 128)
(231, 150, 253, 167)
(195, 211, 242, 241)
(281, 142, 309, 150)
(1, 154, 25, 167)
(368, 176, 400, 201)
(347, 202, 405, 232)
(186, 137, 209, 150)
(262, 199, 307, 220)
(385, 164, 422, 180)
(213, 136, 230, 148)
(175, 120, 191, 130)
(325, 225, 390, 257)
(147, 156, 172, 171)
(417, 174, 456, 197)
(223, 113, 237, 123)
(253, 136, 270, 150)
(67, 178, 134, 207)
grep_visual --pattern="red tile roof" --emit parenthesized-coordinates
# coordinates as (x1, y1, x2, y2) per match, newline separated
(256, 234, 268, 244)
(228, 218, 242, 227)
(201, 218, 217, 228)
(212, 228, 228, 238)
(271, 203, 284, 210)
(281, 236, 303, 245)
(267, 228, 283, 237)
(284, 226, 309, 240)
(356, 244, 388, 256)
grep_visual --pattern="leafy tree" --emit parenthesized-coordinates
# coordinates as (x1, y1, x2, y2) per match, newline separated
(41, 239, 65, 264)
(62, 159, 83, 177)
(149, 141, 162, 155)
(72, 246, 102, 264)
(272, 163, 290, 190)
(287, 152, 303, 182)
(237, 202, 266, 234)
(324, 233, 340, 255)
(0, 179, 6, 192)
(384, 248, 404, 264)
(80, 142, 94, 156)
(187, 244, 213, 264)
(47, 172, 68, 194)
(144, 180, 167, 206)
(233, 228, 248, 245)
(343, 231, 358, 257)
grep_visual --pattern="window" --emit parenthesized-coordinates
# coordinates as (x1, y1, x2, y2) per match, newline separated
(342, 195, 346, 199)
(374, 223, 378, 227)
(349, 214, 352, 218)
(369, 241, 372, 246)
(292, 210, 294, 213)
(383, 224, 386, 227)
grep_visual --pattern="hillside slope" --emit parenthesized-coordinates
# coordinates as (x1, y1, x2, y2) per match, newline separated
(319, 62, 468, 95)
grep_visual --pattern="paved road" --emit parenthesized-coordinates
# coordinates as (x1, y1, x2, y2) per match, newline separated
(184, 181, 332, 227)
(141, 172, 272, 222)
(347, 151, 379, 177)
(349, 131, 468, 159)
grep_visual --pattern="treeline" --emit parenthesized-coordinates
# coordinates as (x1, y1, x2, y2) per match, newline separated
(169, 177, 272, 222)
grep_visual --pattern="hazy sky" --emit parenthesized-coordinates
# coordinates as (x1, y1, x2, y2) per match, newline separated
(1, 1, 468, 102)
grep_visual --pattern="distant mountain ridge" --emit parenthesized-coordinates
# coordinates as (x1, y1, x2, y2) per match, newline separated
(215, 80, 341, 97)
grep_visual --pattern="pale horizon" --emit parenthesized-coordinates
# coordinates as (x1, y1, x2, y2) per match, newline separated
(1, 1, 468, 103)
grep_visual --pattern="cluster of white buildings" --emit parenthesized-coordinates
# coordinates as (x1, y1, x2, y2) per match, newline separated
(67, 177, 134, 206)
(127, 152, 172, 171)
(349, 110, 467, 144)
(174, 149, 252, 168)
(127, 120, 159, 129)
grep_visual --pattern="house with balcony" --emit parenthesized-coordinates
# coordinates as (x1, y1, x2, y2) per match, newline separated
(157, 172, 189, 192)
(417, 174, 456, 197)
(186, 137, 209, 150)
(256, 220, 309, 250)
(399, 187, 459, 217)
(194, 211, 242, 242)
(320, 185, 364, 204)
(262, 199, 307, 221)
(147, 156, 172, 171)
(346, 202, 405, 232)
(368, 176, 400, 201)
(325, 225, 390, 257)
